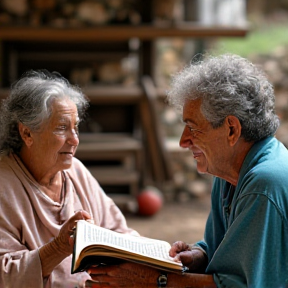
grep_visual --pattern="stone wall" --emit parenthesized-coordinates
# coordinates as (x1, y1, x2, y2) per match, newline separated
(250, 45, 288, 147)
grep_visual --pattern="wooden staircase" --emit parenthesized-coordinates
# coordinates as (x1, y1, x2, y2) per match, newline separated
(76, 133, 142, 198)
(74, 77, 173, 207)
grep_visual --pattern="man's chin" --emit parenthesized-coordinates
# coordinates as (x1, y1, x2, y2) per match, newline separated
(196, 164, 208, 175)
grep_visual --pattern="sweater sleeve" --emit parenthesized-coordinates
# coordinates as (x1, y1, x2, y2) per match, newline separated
(0, 248, 44, 288)
(0, 163, 45, 288)
(0, 200, 45, 288)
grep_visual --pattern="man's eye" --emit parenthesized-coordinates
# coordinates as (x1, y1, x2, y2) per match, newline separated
(189, 127, 197, 132)
(188, 127, 201, 136)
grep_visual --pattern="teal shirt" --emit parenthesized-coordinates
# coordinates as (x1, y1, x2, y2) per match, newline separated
(196, 137, 288, 288)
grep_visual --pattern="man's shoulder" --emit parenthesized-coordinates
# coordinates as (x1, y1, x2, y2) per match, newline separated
(242, 137, 288, 182)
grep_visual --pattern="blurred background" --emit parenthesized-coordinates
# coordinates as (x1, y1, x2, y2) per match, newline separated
(0, 0, 288, 243)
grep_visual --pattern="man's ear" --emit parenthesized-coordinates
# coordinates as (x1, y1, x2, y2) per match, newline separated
(225, 115, 242, 146)
(18, 122, 33, 147)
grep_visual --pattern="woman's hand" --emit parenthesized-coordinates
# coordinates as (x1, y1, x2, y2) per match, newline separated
(87, 262, 159, 288)
(39, 210, 93, 277)
(169, 241, 207, 273)
(55, 210, 92, 254)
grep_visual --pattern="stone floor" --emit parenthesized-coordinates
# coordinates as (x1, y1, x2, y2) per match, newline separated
(125, 194, 211, 245)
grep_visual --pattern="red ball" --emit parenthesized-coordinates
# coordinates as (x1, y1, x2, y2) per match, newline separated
(137, 187, 163, 216)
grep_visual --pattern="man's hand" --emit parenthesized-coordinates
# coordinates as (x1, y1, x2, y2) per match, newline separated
(169, 241, 191, 259)
(87, 262, 216, 288)
(87, 262, 159, 288)
(170, 241, 207, 273)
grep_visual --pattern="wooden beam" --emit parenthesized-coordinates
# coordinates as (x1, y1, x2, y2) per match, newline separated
(0, 24, 249, 42)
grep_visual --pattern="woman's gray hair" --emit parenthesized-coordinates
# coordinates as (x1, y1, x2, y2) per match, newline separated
(167, 53, 280, 142)
(0, 70, 89, 155)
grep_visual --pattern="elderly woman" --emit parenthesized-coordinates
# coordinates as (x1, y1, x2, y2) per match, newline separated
(0, 70, 138, 288)
(87, 54, 288, 288)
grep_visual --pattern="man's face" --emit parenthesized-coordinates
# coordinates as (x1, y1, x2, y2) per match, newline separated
(180, 98, 229, 177)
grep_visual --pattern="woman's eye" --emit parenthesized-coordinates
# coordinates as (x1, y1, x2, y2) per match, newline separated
(54, 125, 67, 135)
(74, 125, 79, 135)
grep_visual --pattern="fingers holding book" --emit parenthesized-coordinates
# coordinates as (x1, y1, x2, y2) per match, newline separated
(86, 262, 160, 288)
(56, 210, 94, 251)
(69, 210, 95, 238)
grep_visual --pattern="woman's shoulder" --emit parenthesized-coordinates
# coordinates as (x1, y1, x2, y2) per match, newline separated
(66, 156, 86, 173)
(0, 154, 18, 180)
(0, 155, 29, 202)
(66, 156, 93, 181)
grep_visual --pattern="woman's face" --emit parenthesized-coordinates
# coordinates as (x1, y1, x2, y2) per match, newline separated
(26, 98, 79, 177)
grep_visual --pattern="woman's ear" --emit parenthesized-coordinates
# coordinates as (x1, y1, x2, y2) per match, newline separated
(18, 122, 33, 147)
(225, 115, 242, 146)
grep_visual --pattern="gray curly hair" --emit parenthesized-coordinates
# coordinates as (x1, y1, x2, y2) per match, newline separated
(0, 70, 89, 155)
(167, 54, 279, 142)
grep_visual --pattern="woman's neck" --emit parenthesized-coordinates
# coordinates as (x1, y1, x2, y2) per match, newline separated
(18, 148, 64, 203)
(39, 172, 64, 203)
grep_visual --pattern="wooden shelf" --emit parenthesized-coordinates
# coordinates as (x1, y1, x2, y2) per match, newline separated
(77, 133, 142, 157)
(0, 86, 143, 103)
(0, 24, 248, 42)
(88, 166, 140, 202)
(76, 133, 142, 197)
(15, 51, 129, 62)
(76, 133, 142, 167)
(87, 166, 140, 186)
(83, 86, 143, 104)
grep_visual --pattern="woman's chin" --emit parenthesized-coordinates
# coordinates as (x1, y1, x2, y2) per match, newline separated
(60, 157, 73, 169)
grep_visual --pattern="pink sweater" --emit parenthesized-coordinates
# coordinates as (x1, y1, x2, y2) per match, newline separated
(0, 153, 138, 288)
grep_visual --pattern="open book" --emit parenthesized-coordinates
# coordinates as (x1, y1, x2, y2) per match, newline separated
(71, 220, 183, 274)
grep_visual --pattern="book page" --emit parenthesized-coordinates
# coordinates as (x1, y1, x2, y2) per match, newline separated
(75, 220, 173, 261)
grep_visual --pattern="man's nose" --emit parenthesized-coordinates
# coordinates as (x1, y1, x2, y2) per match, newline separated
(179, 126, 192, 148)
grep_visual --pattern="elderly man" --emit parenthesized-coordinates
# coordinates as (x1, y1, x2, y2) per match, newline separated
(87, 54, 288, 288)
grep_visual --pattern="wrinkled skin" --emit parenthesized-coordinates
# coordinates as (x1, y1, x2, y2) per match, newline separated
(39, 210, 93, 277)
(87, 262, 159, 288)
(57, 210, 92, 254)
(169, 241, 208, 273)
(87, 261, 216, 288)
(86, 241, 210, 288)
